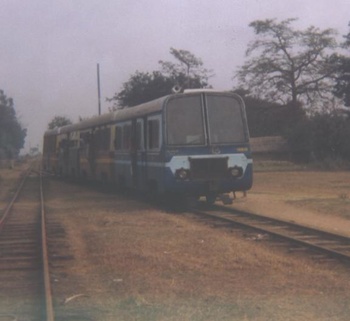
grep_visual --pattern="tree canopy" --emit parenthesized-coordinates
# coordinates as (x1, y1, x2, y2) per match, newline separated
(0, 90, 26, 158)
(159, 47, 212, 89)
(109, 71, 174, 108)
(236, 18, 338, 107)
(109, 47, 212, 108)
(47, 115, 72, 130)
(332, 22, 350, 107)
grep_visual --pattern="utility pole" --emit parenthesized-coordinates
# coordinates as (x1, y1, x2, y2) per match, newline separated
(97, 63, 101, 115)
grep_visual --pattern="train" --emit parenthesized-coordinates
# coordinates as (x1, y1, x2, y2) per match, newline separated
(42, 89, 253, 203)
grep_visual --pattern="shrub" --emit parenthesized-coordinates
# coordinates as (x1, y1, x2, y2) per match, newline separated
(284, 112, 350, 164)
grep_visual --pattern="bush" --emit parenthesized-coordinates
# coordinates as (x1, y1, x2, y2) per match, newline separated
(244, 97, 305, 137)
(284, 113, 350, 164)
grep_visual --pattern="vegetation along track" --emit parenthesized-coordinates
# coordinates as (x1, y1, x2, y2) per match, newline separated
(190, 203, 350, 265)
(0, 166, 54, 321)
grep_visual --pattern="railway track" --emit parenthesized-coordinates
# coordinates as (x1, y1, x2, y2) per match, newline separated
(190, 203, 350, 265)
(0, 166, 54, 321)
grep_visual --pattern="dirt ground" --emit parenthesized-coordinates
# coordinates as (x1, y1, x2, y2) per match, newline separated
(1, 161, 350, 321)
(232, 167, 350, 237)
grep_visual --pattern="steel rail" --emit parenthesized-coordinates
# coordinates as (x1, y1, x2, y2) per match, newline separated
(191, 205, 350, 264)
(40, 171, 55, 321)
(0, 164, 55, 321)
(212, 204, 350, 244)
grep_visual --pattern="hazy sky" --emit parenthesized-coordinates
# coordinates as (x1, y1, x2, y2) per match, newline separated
(1, 0, 349, 151)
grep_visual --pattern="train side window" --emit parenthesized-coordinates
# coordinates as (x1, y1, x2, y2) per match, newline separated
(147, 117, 160, 150)
(136, 121, 144, 150)
(123, 124, 131, 150)
(102, 127, 111, 150)
(114, 126, 123, 150)
(94, 127, 110, 151)
(80, 131, 91, 146)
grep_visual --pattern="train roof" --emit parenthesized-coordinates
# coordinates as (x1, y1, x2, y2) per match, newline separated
(44, 90, 242, 136)
(43, 95, 168, 136)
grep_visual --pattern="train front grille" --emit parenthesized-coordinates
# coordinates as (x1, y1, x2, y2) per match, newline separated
(189, 157, 228, 180)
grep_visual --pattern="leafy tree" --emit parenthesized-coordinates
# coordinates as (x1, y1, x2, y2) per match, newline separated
(48, 115, 72, 130)
(109, 71, 174, 108)
(332, 22, 350, 108)
(159, 47, 212, 89)
(332, 55, 350, 107)
(236, 18, 338, 107)
(342, 22, 350, 48)
(109, 48, 212, 108)
(0, 90, 26, 158)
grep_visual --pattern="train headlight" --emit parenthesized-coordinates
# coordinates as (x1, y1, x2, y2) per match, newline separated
(175, 168, 189, 180)
(229, 166, 243, 178)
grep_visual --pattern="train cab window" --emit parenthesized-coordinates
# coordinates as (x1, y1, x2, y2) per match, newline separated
(147, 118, 160, 150)
(206, 95, 246, 144)
(166, 96, 205, 146)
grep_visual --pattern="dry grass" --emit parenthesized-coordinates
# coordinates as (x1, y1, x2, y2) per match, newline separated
(2, 167, 350, 320)
(233, 171, 350, 237)
(46, 176, 350, 321)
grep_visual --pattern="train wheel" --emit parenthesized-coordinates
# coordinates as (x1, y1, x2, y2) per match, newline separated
(205, 193, 217, 205)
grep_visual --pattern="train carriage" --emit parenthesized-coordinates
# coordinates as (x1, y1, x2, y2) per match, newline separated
(43, 90, 253, 203)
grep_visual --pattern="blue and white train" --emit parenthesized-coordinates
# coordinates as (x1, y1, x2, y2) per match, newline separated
(43, 89, 253, 203)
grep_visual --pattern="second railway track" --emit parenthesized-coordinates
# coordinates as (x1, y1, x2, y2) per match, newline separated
(189, 203, 350, 265)
(0, 166, 54, 321)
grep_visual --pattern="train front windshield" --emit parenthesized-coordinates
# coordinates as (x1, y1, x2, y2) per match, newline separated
(166, 93, 247, 146)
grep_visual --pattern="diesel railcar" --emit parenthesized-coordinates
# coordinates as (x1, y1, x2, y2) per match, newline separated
(43, 90, 253, 203)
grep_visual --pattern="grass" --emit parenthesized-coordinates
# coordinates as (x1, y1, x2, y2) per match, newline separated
(253, 160, 307, 172)
(40, 172, 350, 321)
(253, 158, 350, 172)
(287, 197, 350, 220)
(56, 204, 350, 320)
(107, 298, 264, 321)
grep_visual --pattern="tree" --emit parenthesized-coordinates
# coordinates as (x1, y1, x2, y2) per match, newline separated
(233, 88, 305, 137)
(332, 55, 350, 107)
(0, 89, 27, 158)
(48, 115, 72, 130)
(236, 18, 338, 107)
(109, 71, 174, 108)
(285, 111, 350, 162)
(159, 47, 212, 89)
(332, 22, 350, 108)
(109, 48, 212, 108)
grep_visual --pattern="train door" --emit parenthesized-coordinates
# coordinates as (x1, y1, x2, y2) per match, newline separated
(69, 131, 80, 178)
(57, 133, 69, 176)
(88, 128, 97, 179)
(144, 114, 162, 193)
(130, 119, 145, 188)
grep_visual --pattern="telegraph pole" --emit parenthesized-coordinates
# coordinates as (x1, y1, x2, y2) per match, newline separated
(97, 63, 101, 115)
